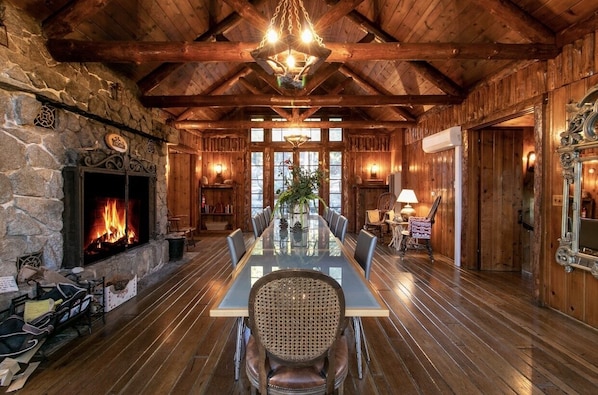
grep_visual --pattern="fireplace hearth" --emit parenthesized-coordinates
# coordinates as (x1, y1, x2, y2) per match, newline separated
(63, 149, 156, 267)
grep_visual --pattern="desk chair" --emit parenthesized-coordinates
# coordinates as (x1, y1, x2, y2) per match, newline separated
(353, 229, 377, 379)
(226, 228, 247, 380)
(246, 269, 348, 395)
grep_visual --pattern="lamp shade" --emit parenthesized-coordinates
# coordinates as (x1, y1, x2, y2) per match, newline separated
(397, 189, 418, 204)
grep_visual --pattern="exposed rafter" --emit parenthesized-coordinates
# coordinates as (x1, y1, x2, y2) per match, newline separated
(47, 40, 559, 63)
(142, 94, 464, 108)
(174, 119, 415, 130)
(42, 0, 114, 38)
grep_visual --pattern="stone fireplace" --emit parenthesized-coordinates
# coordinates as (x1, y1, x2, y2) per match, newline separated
(0, 2, 178, 288)
(62, 149, 156, 267)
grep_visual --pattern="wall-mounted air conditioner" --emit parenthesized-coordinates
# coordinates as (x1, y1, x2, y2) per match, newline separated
(422, 126, 462, 153)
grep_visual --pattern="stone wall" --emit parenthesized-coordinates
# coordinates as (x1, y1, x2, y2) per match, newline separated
(0, 3, 178, 282)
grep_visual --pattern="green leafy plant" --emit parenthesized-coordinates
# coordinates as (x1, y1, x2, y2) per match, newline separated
(274, 160, 327, 219)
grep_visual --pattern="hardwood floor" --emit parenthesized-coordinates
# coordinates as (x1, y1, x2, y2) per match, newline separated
(17, 233, 598, 394)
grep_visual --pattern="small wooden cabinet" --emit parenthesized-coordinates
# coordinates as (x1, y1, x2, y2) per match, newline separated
(199, 184, 236, 233)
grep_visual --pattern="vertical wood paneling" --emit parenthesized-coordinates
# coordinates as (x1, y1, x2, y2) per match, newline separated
(404, 31, 598, 328)
(478, 129, 523, 272)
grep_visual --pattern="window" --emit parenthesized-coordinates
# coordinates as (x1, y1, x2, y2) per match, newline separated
(273, 151, 293, 211)
(250, 117, 264, 142)
(329, 118, 343, 141)
(329, 151, 342, 212)
(250, 152, 264, 216)
(299, 151, 320, 213)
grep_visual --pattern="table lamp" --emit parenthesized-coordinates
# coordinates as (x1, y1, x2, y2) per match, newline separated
(397, 189, 418, 220)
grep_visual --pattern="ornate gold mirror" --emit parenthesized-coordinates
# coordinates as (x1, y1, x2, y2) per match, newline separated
(556, 85, 598, 279)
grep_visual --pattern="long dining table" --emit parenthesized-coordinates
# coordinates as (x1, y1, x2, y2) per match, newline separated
(210, 214, 389, 380)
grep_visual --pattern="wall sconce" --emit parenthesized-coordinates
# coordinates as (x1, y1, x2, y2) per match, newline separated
(214, 163, 224, 184)
(526, 151, 536, 172)
(370, 164, 378, 179)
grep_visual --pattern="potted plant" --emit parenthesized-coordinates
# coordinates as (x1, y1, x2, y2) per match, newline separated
(275, 160, 326, 230)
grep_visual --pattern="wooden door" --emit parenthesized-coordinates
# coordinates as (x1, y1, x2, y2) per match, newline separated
(167, 152, 196, 230)
(478, 129, 523, 271)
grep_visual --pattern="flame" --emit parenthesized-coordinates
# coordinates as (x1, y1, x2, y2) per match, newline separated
(97, 199, 136, 244)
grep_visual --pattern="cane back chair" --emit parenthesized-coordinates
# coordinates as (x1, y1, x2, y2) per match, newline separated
(245, 269, 349, 395)
(363, 192, 396, 240)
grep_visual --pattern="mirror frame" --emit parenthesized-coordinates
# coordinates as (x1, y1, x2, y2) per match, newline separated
(556, 85, 598, 279)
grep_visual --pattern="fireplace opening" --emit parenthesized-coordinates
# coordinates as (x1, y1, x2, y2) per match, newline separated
(83, 173, 150, 265)
(62, 149, 156, 268)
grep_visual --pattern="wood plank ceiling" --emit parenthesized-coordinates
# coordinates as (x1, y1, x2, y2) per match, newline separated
(8, 0, 598, 130)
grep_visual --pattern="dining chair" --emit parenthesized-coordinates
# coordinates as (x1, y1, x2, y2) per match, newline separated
(246, 269, 349, 395)
(251, 214, 262, 239)
(330, 210, 340, 234)
(264, 206, 272, 224)
(335, 215, 348, 243)
(226, 228, 249, 381)
(353, 229, 377, 379)
(261, 209, 269, 228)
(323, 206, 330, 224)
(226, 228, 246, 268)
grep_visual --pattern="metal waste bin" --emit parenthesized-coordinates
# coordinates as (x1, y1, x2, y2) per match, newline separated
(166, 235, 185, 261)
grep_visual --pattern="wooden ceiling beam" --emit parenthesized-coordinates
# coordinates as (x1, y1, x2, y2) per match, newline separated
(557, 11, 598, 47)
(338, 65, 415, 122)
(222, 0, 365, 33)
(474, 0, 555, 44)
(137, 0, 269, 93)
(141, 94, 464, 108)
(176, 66, 254, 121)
(47, 40, 559, 63)
(42, 0, 114, 38)
(342, 10, 466, 97)
(174, 120, 415, 130)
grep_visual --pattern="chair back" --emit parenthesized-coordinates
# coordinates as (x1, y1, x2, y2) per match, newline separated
(335, 215, 348, 243)
(330, 210, 340, 233)
(264, 206, 272, 224)
(377, 192, 397, 212)
(251, 215, 261, 239)
(248, 269, 346, 394)
(323, 207, 330, 224)
(226, 228, 246, 268)
(426, 195, 442, 223)
(354, 230, 377, 280)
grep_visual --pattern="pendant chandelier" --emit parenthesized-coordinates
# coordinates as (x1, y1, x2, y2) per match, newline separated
(284, 133, 311, 148)
(251, 0, 331, 90)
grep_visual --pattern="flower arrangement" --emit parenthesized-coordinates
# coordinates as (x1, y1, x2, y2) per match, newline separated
(275, 159, 326, 227)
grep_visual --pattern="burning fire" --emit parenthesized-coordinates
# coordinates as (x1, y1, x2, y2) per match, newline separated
(98, 200, 135, 244)
(88, 199, 137, 249)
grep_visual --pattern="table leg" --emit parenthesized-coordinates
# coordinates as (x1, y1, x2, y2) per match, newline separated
(234, 317, 244, 381)
(353, 316, 364, 379)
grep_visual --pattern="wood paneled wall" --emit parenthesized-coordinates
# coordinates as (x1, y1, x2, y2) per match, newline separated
(404, 30, 598, 328)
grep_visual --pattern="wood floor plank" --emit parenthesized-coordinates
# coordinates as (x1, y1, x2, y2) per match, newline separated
(13, 234, 598, 394)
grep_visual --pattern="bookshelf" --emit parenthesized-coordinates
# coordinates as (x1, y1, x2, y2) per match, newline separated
(199, 184, 236, 233)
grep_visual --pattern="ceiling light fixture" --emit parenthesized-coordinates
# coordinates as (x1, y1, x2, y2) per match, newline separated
(251, 0, 331, 90)
(284, 133, 311, 148)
